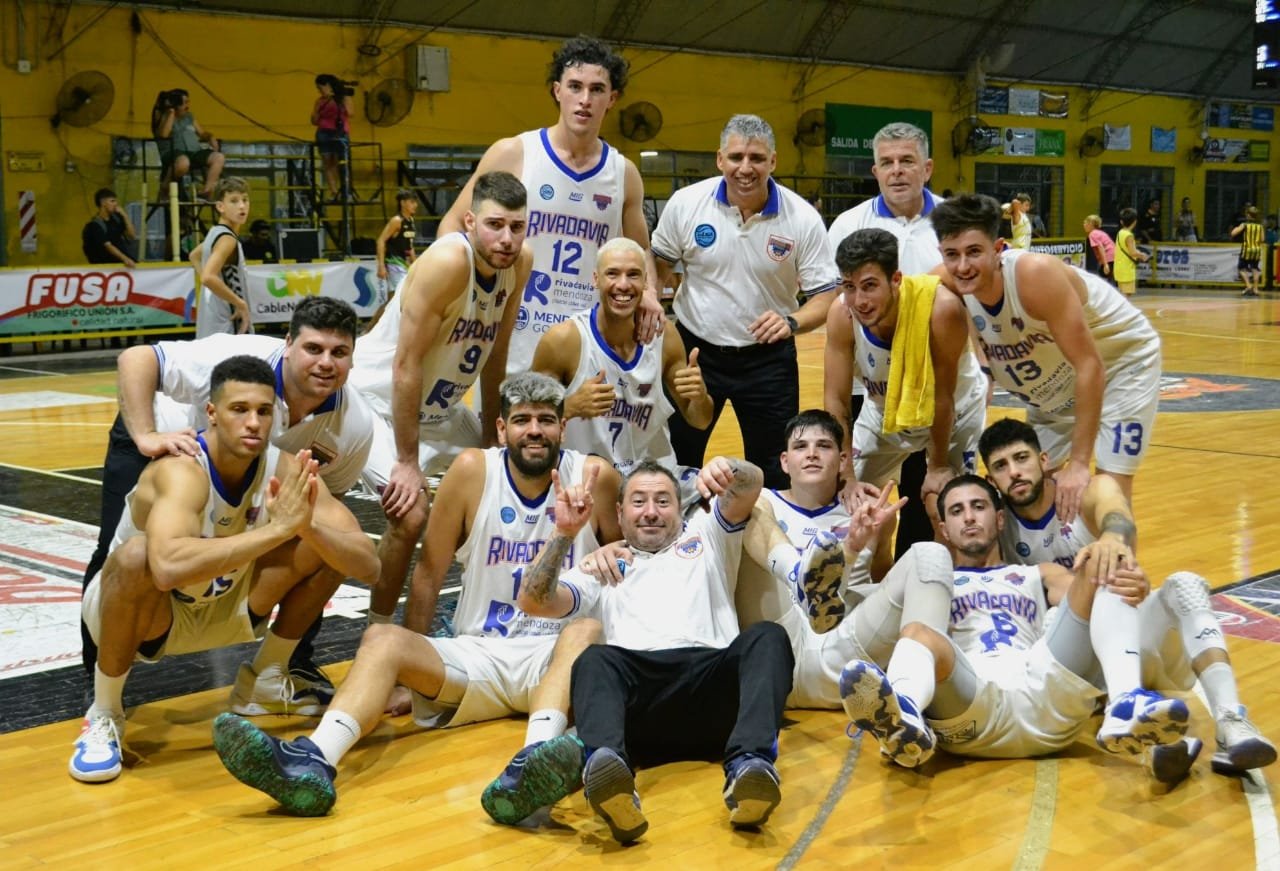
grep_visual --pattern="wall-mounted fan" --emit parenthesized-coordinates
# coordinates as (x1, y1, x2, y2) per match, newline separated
(51, 70, 114, 129)
(951, 116, 1000, 156)
(619, 101, 663, 142)
(365, 79, 414, 127)
(794, 108, 825, 147)
(1079, 126, 1106, 157)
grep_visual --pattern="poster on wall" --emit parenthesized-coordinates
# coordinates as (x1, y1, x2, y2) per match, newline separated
(1151, 126, 1177, 153)
(1104, 124, 1132, 151)
(1143, 244, 1243, 284)
(1034, 129, 1065, 156)
(1004, 127, 1036, 155)
(1038, 92, 1069, 118)
(824, 104, 933, 158)
(1208, 102, 1275, 131)
(978, 87, 1009, 114)
(1202, 138, 1269, 163)
(1009, 88, 1040, 115)
(244, 261, 383, 324)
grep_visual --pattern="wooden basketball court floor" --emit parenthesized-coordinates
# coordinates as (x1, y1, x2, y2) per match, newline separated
(1, 290, 1278, 869)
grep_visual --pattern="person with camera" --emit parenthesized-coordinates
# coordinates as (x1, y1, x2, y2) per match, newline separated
(152, 89, 225, 201)
(312, 74, 354, 202)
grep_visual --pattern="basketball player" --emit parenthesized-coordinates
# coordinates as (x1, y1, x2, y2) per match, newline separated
(196, 176, 252, 337)
(211, 373, 621, 817)
(348, 171, 530, 622)
(532, 236, 711, 505)
(930, 193, 1162, 524)
(436, 36, 663, 381)
(71, 356, 379, 784)
(824, 228, 987, 577)
(978, 417, 1276, 778)
(842, 475, 1188, 768)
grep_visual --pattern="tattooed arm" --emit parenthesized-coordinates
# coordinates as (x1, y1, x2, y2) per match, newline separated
(516, 466, 596, 618)
(1072, 472, 1138, 586)
(695, 456, 763, 527)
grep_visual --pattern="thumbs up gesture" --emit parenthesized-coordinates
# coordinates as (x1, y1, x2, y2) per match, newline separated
(672, 346, 707, 403)
(566, 368, 616, 420)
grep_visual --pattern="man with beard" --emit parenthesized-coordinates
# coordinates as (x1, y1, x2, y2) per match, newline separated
(349, 171, 532, 624)
(212, 373, 621, 816)
(978, 417, 1275, 780)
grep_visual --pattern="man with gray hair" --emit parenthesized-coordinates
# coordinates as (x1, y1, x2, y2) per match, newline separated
(653, 114, 839, 487)
(212, 372, 623, 817)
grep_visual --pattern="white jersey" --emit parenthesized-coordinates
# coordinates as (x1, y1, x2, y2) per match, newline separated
(349, 232, 517, 427)
(762, 489, 851, 549)
(561, 306, 677, 474)
(654, 177, 838, 347)
(195, 224, 249, 338)
(451, 447, 600, 639)
(111, 436, 278, 606)
(964, 249, 1161, 416)
(827, 190, 944, 274)
(153, 334, 373, 494)
(949, 564, 1049, 669)
(1000, 505, 1097, 571)
(564, 501, 746, 650)
(510, 128, 626, 374)
(851, 311, 987, 418)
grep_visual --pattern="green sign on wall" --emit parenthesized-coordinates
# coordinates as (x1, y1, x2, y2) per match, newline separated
(825, 104, 934, 158)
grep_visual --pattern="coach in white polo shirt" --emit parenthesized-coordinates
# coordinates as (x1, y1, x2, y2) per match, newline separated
(825, 121, 945, 556)
(653, 114, 838, 488)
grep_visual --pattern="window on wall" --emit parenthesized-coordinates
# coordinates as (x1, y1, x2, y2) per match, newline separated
(402, 145, 489, 238)
(1099, 165, 1173, 237)
(823, 155, 876, 221)
(1204, 171, 1270, 242)
(639, 151, 718, 229)
(974, 163, 1064, 236)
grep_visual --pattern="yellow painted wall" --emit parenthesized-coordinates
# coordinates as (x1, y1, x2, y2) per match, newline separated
(1, 1, 1275, 265)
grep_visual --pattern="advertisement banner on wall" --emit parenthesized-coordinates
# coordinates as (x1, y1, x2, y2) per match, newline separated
(245, 261, 383, 323)
(0, 265, 191, 336)
(825, 104, 933, 158)
(1142, 244, 1242, 284)
(1030, 239, 1086, 269)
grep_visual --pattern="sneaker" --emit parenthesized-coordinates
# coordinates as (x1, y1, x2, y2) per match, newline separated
(228, 663, 326, 716)
(583, 748, 647, 843)
(1095, 688, 1189, 754)
(1150, 737, 1204, 785)
(211, 712, 337, 816)
(480, 735, 585, 825)
(1211, 706, 1277, 774)
(69, 711, 124, 783)
(722, 755, 781, 827)
(839, 660, 935, 768)
(289, 660, 336, 708)
(797, 531, 846, 634)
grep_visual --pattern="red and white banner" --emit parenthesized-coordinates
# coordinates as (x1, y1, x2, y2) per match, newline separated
(0, 265, 192, 336)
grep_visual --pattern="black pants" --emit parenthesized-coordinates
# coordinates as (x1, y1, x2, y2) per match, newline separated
(81, 413, 321, 675)
(571, 621, 794, 769)
(893, 449, 933, 555)
(669, 323, 798, 489)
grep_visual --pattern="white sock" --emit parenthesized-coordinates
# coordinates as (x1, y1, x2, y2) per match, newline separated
(1090, 589, 1142, 694)
(1198, 662, 1241, 716)
(524, 709, 569, 746)
(886, 637, 936, 711)
(92, 664, 128, 718)
(367, 610, 393, 626)
(251, 629, 299, 674)
(310, 709, 362, 766)
(767, 543, 799, 592)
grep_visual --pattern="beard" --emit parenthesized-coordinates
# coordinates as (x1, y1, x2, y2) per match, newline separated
(1005, 476, 1044, 509)
(508, 438, 559, 477)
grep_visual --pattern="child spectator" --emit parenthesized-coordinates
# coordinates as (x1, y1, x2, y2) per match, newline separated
(1084, 214, 1115, 283)
(1114, 207, 1148, 297)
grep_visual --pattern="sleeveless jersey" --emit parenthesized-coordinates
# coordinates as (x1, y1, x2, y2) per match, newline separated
(949, 564, 1048, 662)
(963, 248, 1160, 415)
(511, 128, 626, 374)
(111, 435, 277, 606)
(852, 314, 987, 420)
(350, 232, 516, 425)
(451, 447, 600, 639)
(562, 306, 677, 474)
(386, 214, 416, 263)
(1240, 221, 1264, 261)
(1000, 505, 1097, 570)
(195, 224, 249, 338)
(761, 488, 851, 547)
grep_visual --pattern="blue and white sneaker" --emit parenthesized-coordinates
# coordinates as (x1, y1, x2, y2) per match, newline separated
(798, 531, 846, 634)
(212, 712, 337, 816)
(288, 660, 336, 708)
(722, 754, 781, 827)
(583, 748, 647, 843)
(69, 711, 124, 783)
(1211, 706, 1277, 774)
(481, 734, 585, 825)
(228, 663, 326, 717)
(840, 660, 935, 768)
(1096, 688, 1189, 755)
(1150, 737, 1203, 785)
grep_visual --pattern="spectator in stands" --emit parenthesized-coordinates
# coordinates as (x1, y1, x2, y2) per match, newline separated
(152, 89, 225, 200)
(1174, 196, 1199, 242)
(1136, 198, 1162, 244)
(312, 74, 354, 202)
(1084, 214, 1115, 283)
(82, 188, 138, 267)
(241, 219, 279, 263)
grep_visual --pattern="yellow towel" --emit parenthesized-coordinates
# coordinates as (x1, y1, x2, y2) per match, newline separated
(882, 273, 938, 433)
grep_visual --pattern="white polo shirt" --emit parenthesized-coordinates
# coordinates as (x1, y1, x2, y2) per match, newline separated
(827, 189, 944, 275)
(153, 333, 374, 494)
(653, 177, 838, 348)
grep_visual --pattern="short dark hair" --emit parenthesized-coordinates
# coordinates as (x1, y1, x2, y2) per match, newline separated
(977, 417, 1041, 466)
(210, 355, 275, 400)
(213, 176, 250, 201)
(1119, 207, 1138, 226)
(547, 35, 628, 98)
(618, 459, 679, 504)
(94, 188, 117, 207)
(396, 188, 416, 204)
(938, 473, 1002, 515)
(289, 297, 358, 343)
(931, 193, 1002, 242)
(314, 73, 339, 89)
(472, 171, 527, 211)
(249, 219, 271, 233)
(835, 228, 899, 280)
(783, 409, 844, 447)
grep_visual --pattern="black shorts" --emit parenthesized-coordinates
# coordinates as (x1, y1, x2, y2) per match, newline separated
(315, 129, 349, 157)
(1239, 256, 1261, 272)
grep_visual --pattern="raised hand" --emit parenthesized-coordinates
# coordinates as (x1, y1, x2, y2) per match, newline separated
(844, 482, 908, 556)
(269, 449, 320, 537)
(671, 347, 707, 401)
(552, 464, 597, 538)
(566, 369, 616, 419)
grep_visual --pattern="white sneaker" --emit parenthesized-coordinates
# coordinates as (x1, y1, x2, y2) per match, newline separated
(228, 663, 326, 716)
(1096, 688, 1189, 755)
(1212, 706, 1277, 774)
(69, 711, 124, 783)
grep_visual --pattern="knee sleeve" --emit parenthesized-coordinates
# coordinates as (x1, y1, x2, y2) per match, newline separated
(928, 640, 979, 720)
(899, 542, 955, 634)
(1159, 571, 1227, 661)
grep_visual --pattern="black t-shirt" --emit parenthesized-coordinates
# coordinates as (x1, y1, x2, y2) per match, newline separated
(82, 213, 129, 263)
(240, 237, 278, 263)
(1137, 211, 1162, 243)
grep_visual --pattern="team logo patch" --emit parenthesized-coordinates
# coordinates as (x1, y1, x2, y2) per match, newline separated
(539, 184, 554, 200)
(245, 507, 261, 524)
(1016, 541, 1031, 558)
(569, 192, 584, 202)
(954, 574, 969, 586)
(1011, 316, 1025, 330)
(1004, 571, 1025, 586)
(500, 506, 517, 524)
(990, 323, 1002, 333)
(766, 234, 795, 262)
(495, 288, 507, 307)
(974, 316, 986, 330)
(694, 224, 717, 247)
(676, 535, 704, 558)
(593, 193, 612, 211)
(638, 382, 652, 397)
